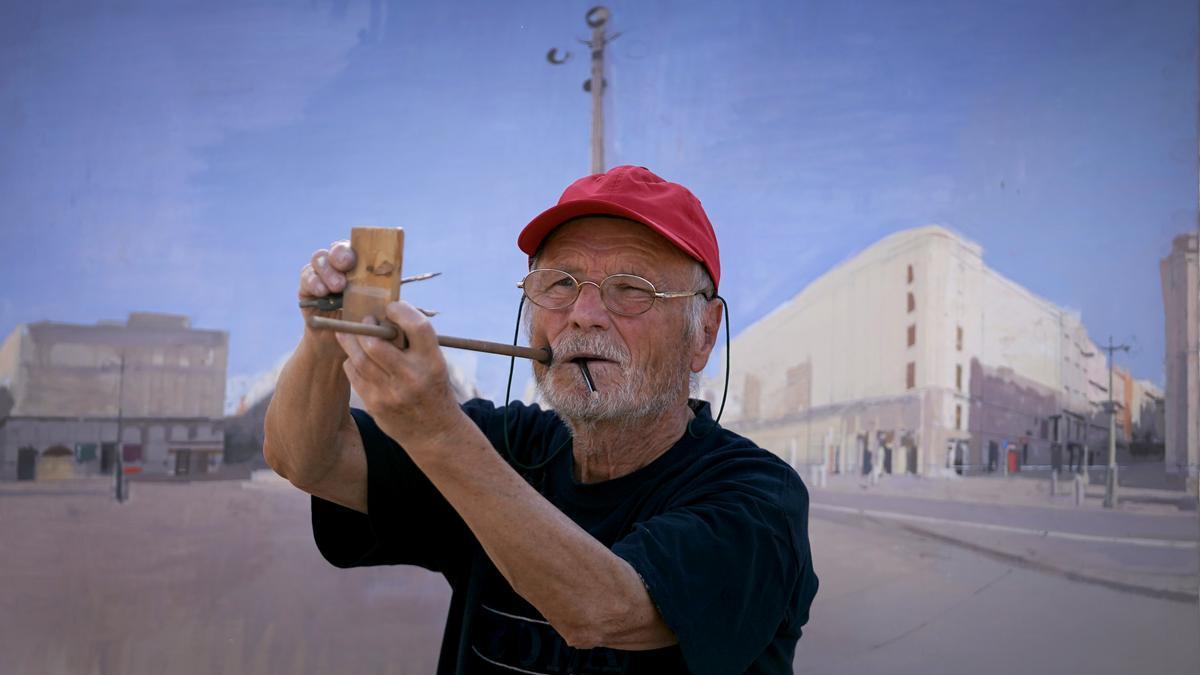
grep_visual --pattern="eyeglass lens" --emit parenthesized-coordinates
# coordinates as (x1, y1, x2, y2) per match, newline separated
(523, 269, 658, 316)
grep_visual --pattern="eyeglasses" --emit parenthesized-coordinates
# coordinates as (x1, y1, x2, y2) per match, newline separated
(517, 268, 709, 317)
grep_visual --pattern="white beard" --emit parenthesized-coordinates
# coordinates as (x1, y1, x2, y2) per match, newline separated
(535, 331, 689, 425)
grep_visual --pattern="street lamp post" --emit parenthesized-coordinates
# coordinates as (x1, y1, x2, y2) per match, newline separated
(113, 349, 128, 503)
(1101, 336, 1131, 509)
(546, 6, 620, 174)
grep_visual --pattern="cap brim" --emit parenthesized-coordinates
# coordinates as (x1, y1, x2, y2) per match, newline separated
(518, 198, 705, 266)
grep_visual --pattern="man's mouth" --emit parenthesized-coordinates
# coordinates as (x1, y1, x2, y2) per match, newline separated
(561, 352, 617, 366)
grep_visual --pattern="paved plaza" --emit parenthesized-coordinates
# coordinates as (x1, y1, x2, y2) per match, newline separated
(1, 474, 1196, 674)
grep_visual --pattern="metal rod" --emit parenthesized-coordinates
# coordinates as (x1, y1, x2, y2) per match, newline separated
(578, 360, 597, 393)
(307, 315, 552, 364)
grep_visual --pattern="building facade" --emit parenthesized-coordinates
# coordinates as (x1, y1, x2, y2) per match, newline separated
(1160, 234, 1200, 493)
(0, 312, 228, 480)
(714, 226, 1112, 477)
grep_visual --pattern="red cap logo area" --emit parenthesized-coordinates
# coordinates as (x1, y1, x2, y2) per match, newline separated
(517, 165, 721, 292)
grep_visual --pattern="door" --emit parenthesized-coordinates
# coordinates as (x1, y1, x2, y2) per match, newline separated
(192, 451, 209, 475)
(17, 447, 37, 480)
(100, 443, 116, 473)
(174, 449, 191, 476)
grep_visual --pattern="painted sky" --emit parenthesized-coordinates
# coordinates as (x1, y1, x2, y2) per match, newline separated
(1, 0, 1196, 407)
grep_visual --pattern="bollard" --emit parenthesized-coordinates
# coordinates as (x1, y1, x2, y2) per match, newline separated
(1073, 474, 1084, 507)
(1050, 470, 1058, 497)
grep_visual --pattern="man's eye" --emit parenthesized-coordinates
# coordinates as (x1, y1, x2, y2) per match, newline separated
(615, 283, 651, 295)
(551, 278, 576, 288)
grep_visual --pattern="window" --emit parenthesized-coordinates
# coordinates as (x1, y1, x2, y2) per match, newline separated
(907, 324, 916, 347)
(907, 264, 914, 284)
(956, 325, 963, 351)
(955, 405, 962, 430)
(743, 374, 762, 420)
(906, 362, 915, 390)
(955, 364, 963, 391)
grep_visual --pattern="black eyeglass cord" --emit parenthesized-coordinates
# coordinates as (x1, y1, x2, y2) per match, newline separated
(687, 294, 731, 439)
(502, 296, 570, 485)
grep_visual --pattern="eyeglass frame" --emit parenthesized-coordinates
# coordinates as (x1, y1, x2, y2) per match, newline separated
(516, 268, 711, 317)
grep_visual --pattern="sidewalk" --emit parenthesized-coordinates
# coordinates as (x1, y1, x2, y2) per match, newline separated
(814, 470, 1197, 516)
(809, 474, 1200, 601)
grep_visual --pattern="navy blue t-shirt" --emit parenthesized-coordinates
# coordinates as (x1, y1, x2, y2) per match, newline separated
(311, 398, 818, 674)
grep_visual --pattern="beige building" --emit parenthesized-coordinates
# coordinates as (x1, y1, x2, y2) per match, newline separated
(0, 312, 228, 480)
(1160, 233, 1200, 493)
(713, 226, 1112, 477)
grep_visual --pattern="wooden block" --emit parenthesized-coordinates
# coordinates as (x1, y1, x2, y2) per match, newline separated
(342, 227, 405, 324)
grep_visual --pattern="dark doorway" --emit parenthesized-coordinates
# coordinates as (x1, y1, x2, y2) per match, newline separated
(174, 449, 191, 476)
(906, 445, 918, 474)
(17, 447, 37, 480)
(100, 443, 116, 473)
(882, 446, 893, 474)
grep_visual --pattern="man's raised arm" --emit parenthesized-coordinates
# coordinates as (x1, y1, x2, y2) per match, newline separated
(263, 240, 368, 513)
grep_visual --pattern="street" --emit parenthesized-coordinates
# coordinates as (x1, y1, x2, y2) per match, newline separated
(802, 508, 1198, 675)
(1, 476, 1196, 674)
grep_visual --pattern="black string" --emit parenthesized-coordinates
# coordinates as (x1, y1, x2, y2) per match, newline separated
(502, 296, 569, 481)
(687, 294, 732, 438)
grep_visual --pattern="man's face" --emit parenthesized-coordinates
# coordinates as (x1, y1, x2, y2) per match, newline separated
(528, 217, 703, 423)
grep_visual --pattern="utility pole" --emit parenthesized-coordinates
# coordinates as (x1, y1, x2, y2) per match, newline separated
(114, 349, 127, 503)
(1101, 336, 1131, 509)
(546, 6, 619, 174)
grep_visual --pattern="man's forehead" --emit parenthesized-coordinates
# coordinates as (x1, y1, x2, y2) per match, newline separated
(537, 217, 690, 265)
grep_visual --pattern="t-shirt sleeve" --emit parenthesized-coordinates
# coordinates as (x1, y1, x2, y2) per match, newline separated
(311, 407, 473, 575)
(611, 457, 817, 675)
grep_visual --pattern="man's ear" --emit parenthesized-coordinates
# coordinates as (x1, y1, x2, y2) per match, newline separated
(690, 299, 723, 373)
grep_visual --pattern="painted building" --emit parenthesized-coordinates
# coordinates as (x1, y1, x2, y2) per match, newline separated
(713, 226, 1111, 477)
(1160, 233, 1200, 493)
(0, 312, 228, 480)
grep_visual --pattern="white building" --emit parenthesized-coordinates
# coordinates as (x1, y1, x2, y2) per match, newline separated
(715, 226, 1110, 477)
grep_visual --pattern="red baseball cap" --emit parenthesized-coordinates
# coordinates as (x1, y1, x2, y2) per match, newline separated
(517, 165, 721, 291)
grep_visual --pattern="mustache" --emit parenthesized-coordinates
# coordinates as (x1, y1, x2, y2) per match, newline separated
(551, 332, 629, 364)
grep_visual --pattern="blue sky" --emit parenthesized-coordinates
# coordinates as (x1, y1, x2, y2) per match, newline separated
(1, 0, 1195, 406)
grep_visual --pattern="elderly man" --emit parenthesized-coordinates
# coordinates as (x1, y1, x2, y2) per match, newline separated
(264, 165, 818, 674)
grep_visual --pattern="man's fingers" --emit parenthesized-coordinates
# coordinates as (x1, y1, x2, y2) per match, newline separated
(300, 266, 329, 298)
(385, 301, 438, 354)
(335, 326, 389, 383)
(311, 250, 348, 294)
(329, 240, 356, 272)
(354, 316, 412, 374)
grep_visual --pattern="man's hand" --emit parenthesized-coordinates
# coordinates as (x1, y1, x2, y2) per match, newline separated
(334, 301, 466, 450)
(299, 240, 357, 355)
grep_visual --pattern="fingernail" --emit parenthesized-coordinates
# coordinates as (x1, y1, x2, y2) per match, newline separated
(316, 255, 328, 268)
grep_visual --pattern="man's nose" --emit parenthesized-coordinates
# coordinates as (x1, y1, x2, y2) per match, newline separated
(567, 281, 611, 329)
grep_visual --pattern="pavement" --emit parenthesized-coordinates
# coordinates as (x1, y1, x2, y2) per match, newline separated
(810, 472, 1200, 601)
(2, 473, 1197, 674)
